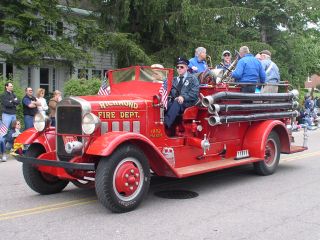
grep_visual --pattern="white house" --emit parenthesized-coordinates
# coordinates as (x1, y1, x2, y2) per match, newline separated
(0, 4, 116, 95)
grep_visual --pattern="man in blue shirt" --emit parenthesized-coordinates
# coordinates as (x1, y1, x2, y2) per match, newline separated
(231, 46, 266, 93)
(188, 47, 208, 74)
(259, 50, 280, 93)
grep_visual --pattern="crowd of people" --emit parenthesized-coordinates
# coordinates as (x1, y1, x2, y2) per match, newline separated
(0, 84, 62, 162)
(294, 95, 320, 131)
(161, 45, 281, 133)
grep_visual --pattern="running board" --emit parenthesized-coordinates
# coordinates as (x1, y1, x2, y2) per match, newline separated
(288, 145, 308, 154)
(175, 157, 262, 178)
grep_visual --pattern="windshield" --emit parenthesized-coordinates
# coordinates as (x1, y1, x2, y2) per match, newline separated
(110, 67, 169, 84)
(108, 66, 173, 96)
(140, 67, 169, 83)
(111, 68, 136, 84)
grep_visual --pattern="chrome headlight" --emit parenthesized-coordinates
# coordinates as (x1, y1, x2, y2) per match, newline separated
(82, 113, 101, 134)
(34, 113, 50, 132)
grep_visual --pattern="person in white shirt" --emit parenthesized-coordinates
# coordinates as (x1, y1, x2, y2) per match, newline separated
(36, 88, 48, 116)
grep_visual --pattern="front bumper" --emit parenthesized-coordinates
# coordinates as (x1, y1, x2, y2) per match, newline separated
(15, 156, 95, 171)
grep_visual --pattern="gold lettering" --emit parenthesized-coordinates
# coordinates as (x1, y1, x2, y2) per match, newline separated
(97, 111, 116, 119)
(119, 112, 139, 119)
(98, 101, 139, 110)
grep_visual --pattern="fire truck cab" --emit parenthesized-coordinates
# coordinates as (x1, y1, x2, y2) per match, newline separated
(16, 66, 307, 213)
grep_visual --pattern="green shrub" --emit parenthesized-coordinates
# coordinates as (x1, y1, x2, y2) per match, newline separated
(0, 75, 25, 128)
(64, 78, 102, 97)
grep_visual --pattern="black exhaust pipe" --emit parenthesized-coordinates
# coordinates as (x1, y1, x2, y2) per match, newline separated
(208, 101, 299, 114)
(202, 90, 299, 107)
(208, 110, 299, 126)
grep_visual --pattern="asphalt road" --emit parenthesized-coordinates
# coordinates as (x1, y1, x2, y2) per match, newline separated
(1, 129, 320, 240)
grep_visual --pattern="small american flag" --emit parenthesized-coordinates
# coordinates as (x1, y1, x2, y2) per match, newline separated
(159, 80, 168, 109)
(0, 121, 8, 137)
(98, 75, 110, 96)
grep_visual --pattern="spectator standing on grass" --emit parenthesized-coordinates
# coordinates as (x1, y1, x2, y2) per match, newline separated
(36, 88, 48, 116)
(1, 82, 20, 129)
(22, 87, 41, 130)
(49, 90, 62, 127)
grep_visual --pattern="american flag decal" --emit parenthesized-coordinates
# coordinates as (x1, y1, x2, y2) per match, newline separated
(0, 121, 8, 137)
(159, 79, 168, 109)
(98, 73, 111, 96)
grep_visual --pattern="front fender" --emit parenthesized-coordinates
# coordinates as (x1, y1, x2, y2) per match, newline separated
(86, 132, 178, 178)
(242, 120, 290, 158)
(15, 127, 56, 153)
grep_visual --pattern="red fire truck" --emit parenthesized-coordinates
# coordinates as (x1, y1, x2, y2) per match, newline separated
(15, 66, 307, 213)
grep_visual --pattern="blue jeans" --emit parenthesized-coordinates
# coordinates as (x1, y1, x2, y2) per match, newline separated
(2, 113, 16, 129)
(0, 137, 5, 154)
(241, 85, 256, 93)
(24, 115, 34, 130)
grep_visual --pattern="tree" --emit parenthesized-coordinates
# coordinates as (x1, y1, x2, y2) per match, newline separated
(92, 0, 261, 67)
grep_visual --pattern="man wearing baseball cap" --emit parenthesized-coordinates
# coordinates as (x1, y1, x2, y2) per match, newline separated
(216, 50, 232, 73)
(164, 57, 199, 130)
(260, 50, 280, 93)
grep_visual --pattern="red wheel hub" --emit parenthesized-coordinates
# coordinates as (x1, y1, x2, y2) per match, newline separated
(114, 161, 141, 197)
(265, 140, 276, 165)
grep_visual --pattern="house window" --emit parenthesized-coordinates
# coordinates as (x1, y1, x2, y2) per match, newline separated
(92, 70, 102, 79)
(78, 69, 88, 80)
(40, 68, 50, 94)
(56, 22, 63, 36)
(45, 21, 54, 35)
(6, 62, 13, 79)
(52, 68, 56, 91)
(28, 67, 31, 86)
(0, 63, 3, 76)
(0, 12, 4, 35)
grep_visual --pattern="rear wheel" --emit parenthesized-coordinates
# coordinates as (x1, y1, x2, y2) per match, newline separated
(254, 131, 280, 176)
(22, 145, 69, 194)
(95, 144, 150, 213)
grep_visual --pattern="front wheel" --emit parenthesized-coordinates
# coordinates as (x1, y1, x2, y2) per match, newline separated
(22, 145, 69, 194)
(253, 131, 280, 176)
(95, 144, 150, 213)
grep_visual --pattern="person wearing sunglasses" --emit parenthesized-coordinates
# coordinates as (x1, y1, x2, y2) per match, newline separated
(188, 47, 208, 74)
(216, 50, 232, 73)
(164, 57, 199, 130)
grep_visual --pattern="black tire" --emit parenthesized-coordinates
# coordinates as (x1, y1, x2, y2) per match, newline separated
(254, 131, 280, 176)
(22, 145, 69, 195)
(95, 144, 150, 213)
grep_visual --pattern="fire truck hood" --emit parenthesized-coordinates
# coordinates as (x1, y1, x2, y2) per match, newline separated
(75, 95, 149, 112)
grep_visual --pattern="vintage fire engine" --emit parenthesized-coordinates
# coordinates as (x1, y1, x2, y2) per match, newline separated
(16, 66, 307, 213)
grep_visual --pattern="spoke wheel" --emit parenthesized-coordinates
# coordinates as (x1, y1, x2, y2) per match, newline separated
(95, 144, 150, 213)
(253, 131, 280, 176)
